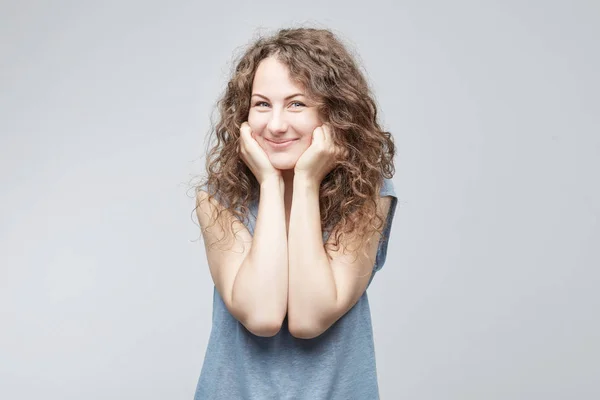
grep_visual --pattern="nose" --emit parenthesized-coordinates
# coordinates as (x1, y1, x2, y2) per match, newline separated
(266, 109, 288, 134)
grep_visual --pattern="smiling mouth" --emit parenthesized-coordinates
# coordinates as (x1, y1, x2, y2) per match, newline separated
(265, 138, 298, 148)
(266, 138, 297, 144)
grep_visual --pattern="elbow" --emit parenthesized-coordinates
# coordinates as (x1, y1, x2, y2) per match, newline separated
(288, 303, 338, 339)
(243, 315, 284, 337)
(288, 317, 329, 339)
(229, 296, 285, 337)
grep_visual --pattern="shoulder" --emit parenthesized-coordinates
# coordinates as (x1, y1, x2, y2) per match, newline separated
(195, 187, 232, 230)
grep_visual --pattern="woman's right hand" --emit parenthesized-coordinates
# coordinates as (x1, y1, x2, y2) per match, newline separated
(238, 122, 281, 184)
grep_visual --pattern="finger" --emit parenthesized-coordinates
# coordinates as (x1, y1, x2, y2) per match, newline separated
(311, 126, 322, 145)
(317, 125, 327, 145)
(239, 124, 253, 156)
(322, 124, 334, 142)
(321, 125, 337, 154)
(240, 122, 252, 138)
(310, 126, 321, 146)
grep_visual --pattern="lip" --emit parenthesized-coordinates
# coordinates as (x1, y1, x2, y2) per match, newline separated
(265, 138, 298, 149)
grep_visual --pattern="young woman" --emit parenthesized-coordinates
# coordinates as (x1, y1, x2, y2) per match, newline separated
(194, 27, 398, 400)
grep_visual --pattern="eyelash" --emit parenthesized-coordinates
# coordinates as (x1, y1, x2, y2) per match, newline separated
(253, 101, 306, 108)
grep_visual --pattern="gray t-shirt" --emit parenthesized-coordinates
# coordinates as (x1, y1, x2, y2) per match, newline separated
(194, 178, 398, 400)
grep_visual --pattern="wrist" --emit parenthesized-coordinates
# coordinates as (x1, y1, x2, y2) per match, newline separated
(293, 173, 320, 190)
(260, 174, 285, 192)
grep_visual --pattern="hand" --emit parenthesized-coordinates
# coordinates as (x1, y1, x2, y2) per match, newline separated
(238, 122, 282, 184)
(294, 125, 349, 184)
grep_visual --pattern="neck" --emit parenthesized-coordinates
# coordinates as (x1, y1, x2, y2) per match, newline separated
(282, 169, 295, 188)
(281, 169, 294, 213)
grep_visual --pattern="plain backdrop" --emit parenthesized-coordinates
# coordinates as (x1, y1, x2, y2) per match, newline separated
(1, 1, 598, 399)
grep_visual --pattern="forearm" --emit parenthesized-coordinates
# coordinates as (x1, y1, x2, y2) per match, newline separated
(232, 176, 288, 333)
(287, 175, 337, 335)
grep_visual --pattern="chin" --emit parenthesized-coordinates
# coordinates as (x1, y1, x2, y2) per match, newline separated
(268, 154, 299, 171)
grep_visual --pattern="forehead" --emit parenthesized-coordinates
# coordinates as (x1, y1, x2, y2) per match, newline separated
(252, 56, 305, 95)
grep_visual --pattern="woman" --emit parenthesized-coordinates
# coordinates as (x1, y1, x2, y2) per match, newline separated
(194, 27, 398, 400)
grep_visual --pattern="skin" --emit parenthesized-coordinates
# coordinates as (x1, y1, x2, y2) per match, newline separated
(235, 56, 388, 339)
(242, 56, 347, 223)
(247, 56, 321, 176)
(197, 56, 389, 338)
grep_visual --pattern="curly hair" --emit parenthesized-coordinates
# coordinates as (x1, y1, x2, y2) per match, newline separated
(195, 27, 395, 259)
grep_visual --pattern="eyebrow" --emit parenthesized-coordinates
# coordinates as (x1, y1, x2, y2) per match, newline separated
(251, 93, 305, 101)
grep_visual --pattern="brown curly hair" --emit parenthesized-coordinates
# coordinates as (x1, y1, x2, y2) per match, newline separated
(195, 27, 395, 258)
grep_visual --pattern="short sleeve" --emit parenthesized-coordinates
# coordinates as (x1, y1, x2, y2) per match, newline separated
(197, 182, 216, 199)
(197, 182, 228, 208)
(370, 178, 398, 282)
(196, 181, 256, 234)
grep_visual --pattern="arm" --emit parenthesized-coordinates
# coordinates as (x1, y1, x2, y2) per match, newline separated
(196, 176, 288, 337)
(287, 174, 392, 339)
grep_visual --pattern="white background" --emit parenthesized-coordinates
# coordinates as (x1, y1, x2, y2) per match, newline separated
(1, 1, 598, 398)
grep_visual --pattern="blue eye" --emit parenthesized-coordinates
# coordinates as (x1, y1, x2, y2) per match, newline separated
(290, 101, 305, 108)
(254, 101, 269, 107)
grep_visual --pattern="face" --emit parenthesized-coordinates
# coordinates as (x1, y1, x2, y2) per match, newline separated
(247, 56, 322, 171)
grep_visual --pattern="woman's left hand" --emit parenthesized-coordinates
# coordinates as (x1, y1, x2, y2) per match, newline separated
(294, 124, 349, 184)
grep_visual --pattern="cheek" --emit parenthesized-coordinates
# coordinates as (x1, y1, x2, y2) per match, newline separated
(293, 111, 321, 136)
(295, 124, 318, 147)
(297, 138, 312, 155)
(247, 111, 268, 133)
(290, 114, 320, 136)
